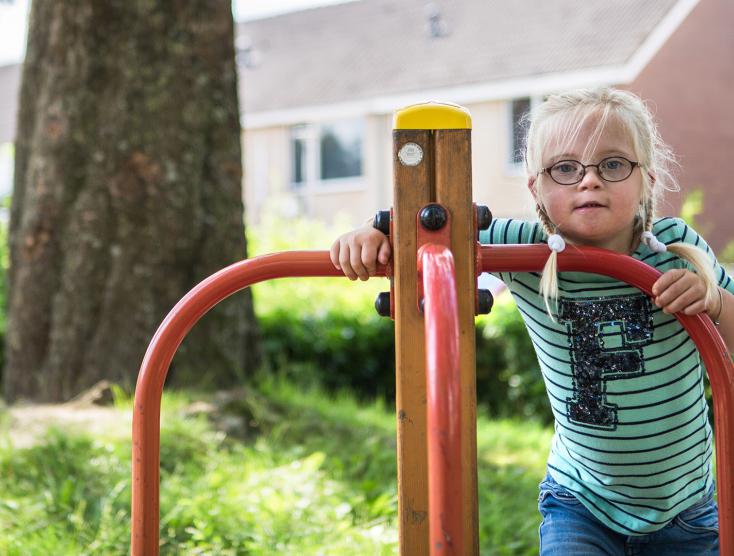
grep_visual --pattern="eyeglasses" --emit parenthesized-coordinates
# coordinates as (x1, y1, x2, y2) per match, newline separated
(539, 156, 639, 186)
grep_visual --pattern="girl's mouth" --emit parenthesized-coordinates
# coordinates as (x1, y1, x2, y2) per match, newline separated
(575, 202, 606, 211)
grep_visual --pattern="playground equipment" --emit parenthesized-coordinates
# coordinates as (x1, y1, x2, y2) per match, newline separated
(131, 103, 734, 555)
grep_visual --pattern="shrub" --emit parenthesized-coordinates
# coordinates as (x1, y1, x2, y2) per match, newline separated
(249, 212, 549, 420)
(476, 294, 550, 422)
(250, 212, 396, 401)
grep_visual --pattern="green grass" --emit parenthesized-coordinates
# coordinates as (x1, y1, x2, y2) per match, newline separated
(0, 380, 551, 555)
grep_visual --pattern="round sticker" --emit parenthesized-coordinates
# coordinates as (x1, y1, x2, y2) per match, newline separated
(398, 142, 423, 166)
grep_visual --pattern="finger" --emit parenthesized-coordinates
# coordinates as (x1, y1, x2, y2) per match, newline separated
(660, 285, 703, 314)
(377, 240, 392, 265)
(654, 272, 699, 307)
(339, 241, 358, 280)
(349, 239, 369, 281)
(652, 269, 686, 297)
(329, 239, 341, 269)
(361, 240, 378, 276)
(682, 299, 707, 316)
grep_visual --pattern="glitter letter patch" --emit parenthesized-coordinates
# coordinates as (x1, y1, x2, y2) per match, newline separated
(558, 295, 654, 430)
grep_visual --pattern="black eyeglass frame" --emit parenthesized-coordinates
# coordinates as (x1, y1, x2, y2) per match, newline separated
(539, 156, 640, 186)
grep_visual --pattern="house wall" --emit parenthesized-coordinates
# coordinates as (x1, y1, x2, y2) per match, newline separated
(243, 115, 388, 227)
(243, 99, 535, 231)
(469, 101, 535, 220)
(0, 64, 20, 145)
(243, 126, 290, 222)
(629, 0, 734, 254)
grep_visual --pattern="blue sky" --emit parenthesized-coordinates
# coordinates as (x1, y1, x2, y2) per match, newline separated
(0, 0, 359, 65)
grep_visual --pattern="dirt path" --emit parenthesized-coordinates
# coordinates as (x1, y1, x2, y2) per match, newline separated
(2, 403, 132, 449)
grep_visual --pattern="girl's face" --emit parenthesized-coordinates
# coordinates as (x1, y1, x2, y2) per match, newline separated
(529, 115, 644, 254)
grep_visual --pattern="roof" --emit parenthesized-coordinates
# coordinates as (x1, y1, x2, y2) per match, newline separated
(0, 0, 696, 139)
(239, 0, 687, 117)
(0, 63, 21, 143)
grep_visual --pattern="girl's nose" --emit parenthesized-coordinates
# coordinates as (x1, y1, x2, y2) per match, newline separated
(578, 167, 603, 190)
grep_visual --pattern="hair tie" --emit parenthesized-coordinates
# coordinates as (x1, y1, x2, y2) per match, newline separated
(641, 231, 667, 253)
(547, 234, 566, 253)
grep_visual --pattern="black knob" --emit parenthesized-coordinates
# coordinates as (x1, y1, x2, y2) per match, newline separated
(375, 291, 391, 317)
(419, 204, 448, 231)
(477, 289, 493, 314)
(477, 205, 492, 231)
(373, 210, 391, 235)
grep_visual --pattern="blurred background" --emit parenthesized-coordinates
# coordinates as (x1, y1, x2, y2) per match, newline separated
(0, 0, 731, 554)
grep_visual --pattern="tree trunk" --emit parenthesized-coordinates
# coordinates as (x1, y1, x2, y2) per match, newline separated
(4, 1, 259, 402)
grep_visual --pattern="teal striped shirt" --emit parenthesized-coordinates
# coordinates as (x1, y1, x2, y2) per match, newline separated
(479, 217, 734, 535)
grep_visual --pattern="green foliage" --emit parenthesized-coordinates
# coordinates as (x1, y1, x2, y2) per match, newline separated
(249, 213, 396, 400)
(476, 416, 551, 554)
(679, 188, 704, 229)
(720, 240, 734, 265)
(0, 382, 551, 554)
(249, 215, 546, 419)
(249, 210, 388, 319)
(258, 305, 396, 400)
(476, 294, 549, 423)
(0, 430, 131, 554)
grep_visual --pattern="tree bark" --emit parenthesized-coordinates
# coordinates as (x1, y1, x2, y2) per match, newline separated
(5, 1, 259, 402)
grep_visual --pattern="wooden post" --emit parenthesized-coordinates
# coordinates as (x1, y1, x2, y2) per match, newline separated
(392, 103, 478, 555)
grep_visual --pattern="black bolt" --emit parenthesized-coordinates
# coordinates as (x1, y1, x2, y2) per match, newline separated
(373, 210, 391, 235)
(476, 205, 492, 231)
(419, 204, 448, 231)
(477, 289, 493, 314)
(419, 297, 425, 314)
(375, 291, 391, 317)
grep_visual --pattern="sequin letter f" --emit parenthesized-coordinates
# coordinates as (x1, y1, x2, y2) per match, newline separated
(558, 295, 654, 430)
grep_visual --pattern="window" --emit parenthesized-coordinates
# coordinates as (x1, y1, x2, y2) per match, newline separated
(290, 119, 364, 188)
(292, 128, 306, 185)
(505, 95, 547, 174)
(320, 121, 362, 180)
(0, 142, 13, 196)
(509, 97, 531, 167)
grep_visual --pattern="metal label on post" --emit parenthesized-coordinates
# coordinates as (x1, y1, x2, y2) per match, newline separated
(398, 142, 424, 166)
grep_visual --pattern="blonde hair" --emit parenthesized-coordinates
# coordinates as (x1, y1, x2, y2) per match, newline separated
(524, 87, 718, 317)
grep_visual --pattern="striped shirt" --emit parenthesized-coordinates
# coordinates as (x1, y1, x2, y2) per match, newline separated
(479, 216, 734, 535)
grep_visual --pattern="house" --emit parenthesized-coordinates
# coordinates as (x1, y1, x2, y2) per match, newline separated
(0, 63, 21, 199)
(239, 0, 734, 254)
(1, 0, 732, 252)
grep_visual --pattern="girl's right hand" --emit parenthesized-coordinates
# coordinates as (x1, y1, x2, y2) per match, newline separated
(329, 222, 392, 281)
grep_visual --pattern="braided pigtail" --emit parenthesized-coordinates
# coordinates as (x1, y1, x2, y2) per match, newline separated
(536, 203, 564, 319)
(628, 194, 652, 253)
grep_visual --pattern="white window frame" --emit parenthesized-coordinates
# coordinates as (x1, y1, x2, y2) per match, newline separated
(0, 142, 13, 195)
(289, 118, 366, 193)
(504, 96, 543, 177)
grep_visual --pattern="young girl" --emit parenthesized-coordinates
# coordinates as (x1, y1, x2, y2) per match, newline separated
(330, 88, 734, 555)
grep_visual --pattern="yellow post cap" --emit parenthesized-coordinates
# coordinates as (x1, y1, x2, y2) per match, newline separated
(393, 101, 472, 130)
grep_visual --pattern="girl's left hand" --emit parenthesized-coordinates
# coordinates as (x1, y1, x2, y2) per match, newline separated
(652, 268, 715, 316)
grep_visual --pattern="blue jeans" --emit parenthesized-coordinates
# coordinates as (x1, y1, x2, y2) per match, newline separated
(538, 473, 719, 555)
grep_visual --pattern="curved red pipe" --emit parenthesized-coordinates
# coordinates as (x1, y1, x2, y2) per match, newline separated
(480, 243, 734, 554)
(419, 244, 463, 556)
(132, 245, 733, 555)
(131, 251, 376, 556)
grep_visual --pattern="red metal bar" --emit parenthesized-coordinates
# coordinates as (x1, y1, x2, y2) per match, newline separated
(480, 243, 734, 554)
(132, 244, 733, 555)
(419, 244, 463, 556)
(130, 251, 384, 556)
